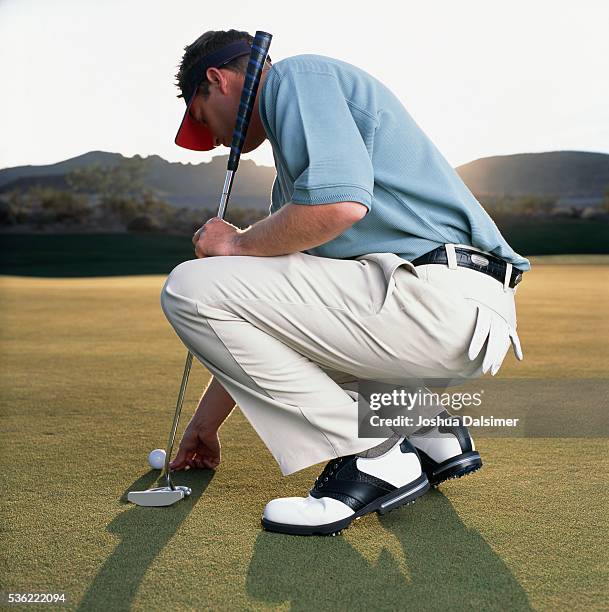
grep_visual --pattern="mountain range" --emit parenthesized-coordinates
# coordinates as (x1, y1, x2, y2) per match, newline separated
(1, 149, 607, 211)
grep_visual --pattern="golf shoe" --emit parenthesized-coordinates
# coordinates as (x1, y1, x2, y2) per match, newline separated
(409, 409, 482, 486)
(261, 438, 429, 536)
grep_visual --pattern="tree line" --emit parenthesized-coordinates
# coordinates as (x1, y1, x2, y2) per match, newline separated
(1, 159, 608, 233)
(0, 159, 266, 233)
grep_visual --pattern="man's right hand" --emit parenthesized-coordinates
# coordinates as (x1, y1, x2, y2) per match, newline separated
(170, 424, 221, 471)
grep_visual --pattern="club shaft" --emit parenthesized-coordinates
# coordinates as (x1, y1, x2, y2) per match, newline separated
(161, 32, 272, 484)
(160, 166, 232, 484)
(162, 166, 234, 478)
(217, 170, 235, 219)
(161, 351, 193, 486)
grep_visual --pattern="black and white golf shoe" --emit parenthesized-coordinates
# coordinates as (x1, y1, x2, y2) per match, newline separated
(261, 439, 429, 536)
(409, 410, 482, 487)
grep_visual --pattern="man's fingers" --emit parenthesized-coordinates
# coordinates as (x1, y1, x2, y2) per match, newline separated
(202, 456, 220, 469)
(195, 246, 207, 259)
(192, 226, 204, 246)
(170, 448, 191, 470)
(178, 452, 220, 470)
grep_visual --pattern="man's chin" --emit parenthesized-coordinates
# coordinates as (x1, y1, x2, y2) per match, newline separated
(241, 139, 264, 154)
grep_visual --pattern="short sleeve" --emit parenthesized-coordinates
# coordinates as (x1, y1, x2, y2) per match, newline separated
(267, 70, 375, 210)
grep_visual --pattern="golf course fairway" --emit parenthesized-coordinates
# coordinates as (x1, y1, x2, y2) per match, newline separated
(1, 260, 608, 610)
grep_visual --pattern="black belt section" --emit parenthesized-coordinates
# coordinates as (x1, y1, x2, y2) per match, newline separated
(411, 246, 524, 288)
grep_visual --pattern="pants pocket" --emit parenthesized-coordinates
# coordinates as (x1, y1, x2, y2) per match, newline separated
(356, 252, 419, 315)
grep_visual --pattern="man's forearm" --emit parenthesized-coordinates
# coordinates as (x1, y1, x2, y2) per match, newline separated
(233, 201, 367, 257)
(190, 376, 235, 431)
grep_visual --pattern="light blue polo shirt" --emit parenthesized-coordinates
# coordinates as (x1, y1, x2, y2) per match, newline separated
(259, 54, 530, 271)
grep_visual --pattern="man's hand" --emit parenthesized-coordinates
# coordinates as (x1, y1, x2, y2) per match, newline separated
(192, 217, 242, 258)
(170, 424, 221, 470)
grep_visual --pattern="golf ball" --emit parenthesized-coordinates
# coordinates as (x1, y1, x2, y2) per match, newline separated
(148, 448, 166, 470)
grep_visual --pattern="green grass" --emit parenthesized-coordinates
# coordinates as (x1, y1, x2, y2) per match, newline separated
(0, 268, 608, 610)
(529, 254, 609, 265)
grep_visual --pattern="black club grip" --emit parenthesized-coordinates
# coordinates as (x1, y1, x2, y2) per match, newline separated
(227, 31, 272, 171)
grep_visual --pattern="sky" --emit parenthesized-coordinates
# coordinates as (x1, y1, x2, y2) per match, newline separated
(1, 0, 608, 171)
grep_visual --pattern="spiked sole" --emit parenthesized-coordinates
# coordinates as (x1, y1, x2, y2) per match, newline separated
(261, 473, 430, 536)
(417, 450, 483, 487)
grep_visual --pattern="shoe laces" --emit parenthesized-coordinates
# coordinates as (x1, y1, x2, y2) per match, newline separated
(313, 457, 345, 490)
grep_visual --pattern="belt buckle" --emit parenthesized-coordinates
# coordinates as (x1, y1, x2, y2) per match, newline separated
(469, 253, 490, 268)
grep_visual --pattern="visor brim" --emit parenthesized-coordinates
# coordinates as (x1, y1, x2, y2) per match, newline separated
(175, 99, 215, 151)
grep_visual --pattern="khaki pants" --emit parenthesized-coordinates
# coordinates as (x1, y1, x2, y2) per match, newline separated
(160, 250, 521, 475)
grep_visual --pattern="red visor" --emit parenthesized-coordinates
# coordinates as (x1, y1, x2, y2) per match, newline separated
(175, 100, 215, 151)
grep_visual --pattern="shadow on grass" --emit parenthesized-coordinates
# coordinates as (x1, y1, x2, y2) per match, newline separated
(77, 469, 214, 611)
(246, 489, 533, 611)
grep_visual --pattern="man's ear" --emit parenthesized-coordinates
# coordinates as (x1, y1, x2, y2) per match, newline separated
(205, 67, 229, 95)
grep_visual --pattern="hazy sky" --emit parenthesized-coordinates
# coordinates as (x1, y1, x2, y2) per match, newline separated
(1, 0, 608, 170)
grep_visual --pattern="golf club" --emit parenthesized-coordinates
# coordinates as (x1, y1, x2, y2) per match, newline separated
(128, 30, 273, 507)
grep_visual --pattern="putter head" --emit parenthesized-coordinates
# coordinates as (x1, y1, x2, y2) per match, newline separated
(127, 485, 192, 507)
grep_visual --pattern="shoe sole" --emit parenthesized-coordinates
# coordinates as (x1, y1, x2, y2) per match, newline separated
(418, 450, 483, 487)
(260, 473, 430, 536)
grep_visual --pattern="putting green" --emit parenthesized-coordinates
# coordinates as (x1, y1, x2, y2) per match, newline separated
(1, 264, 608, 610)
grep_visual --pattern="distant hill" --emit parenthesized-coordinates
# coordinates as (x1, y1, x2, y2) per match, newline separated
(0, 151, 276, 212)
(456, 151, 609, 206)
(0, 151, 121, 186)
(2, 149, 608, 211)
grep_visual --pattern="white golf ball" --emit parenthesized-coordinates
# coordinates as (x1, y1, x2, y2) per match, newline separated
(148, 448, 166, 470)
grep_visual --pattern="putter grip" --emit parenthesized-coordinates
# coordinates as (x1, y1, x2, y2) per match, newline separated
(227, 31, 272, 171)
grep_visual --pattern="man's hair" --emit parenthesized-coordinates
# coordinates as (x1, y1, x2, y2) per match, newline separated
(175, 29, 272, 100)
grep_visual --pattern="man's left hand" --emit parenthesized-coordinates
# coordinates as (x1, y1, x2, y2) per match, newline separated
(192, 217, 242, 258)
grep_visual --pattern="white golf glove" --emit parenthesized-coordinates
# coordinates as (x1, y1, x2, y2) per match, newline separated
(468, 304, 523, 376)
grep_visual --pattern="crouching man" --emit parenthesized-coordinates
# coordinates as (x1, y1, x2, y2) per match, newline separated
(160, 29, 528, 535)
